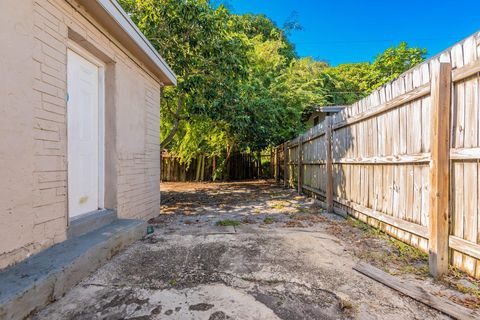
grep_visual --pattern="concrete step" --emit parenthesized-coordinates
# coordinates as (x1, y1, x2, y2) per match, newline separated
(67, 209, 117, 238)
(0, 219, 146, 320)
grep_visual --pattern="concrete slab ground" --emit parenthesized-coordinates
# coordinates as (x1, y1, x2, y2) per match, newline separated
(0, 219, 146, 320)
(32, 181, 477, 319)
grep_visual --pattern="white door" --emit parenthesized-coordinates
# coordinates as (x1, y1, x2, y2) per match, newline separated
(67, 49, 103, 219)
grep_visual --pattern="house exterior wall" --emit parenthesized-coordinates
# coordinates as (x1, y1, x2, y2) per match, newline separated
(0, 0, 162, 269)
(306, 111, 326, 128)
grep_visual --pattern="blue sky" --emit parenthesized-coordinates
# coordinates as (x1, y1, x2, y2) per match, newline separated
(219, 0, 480, 66)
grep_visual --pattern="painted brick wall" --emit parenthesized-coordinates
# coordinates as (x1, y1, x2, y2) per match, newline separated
(117, 82, 161, 220)
(31, 0, 69, 259)
(0, 0, 162, 269)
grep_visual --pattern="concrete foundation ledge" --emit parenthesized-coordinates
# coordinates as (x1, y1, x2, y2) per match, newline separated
(0, 219, 146, 320)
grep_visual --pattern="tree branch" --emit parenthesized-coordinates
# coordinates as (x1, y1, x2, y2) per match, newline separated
(160, 93, 185, 149)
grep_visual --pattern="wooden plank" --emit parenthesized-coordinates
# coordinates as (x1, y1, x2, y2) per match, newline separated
(373, 165, 382, 212)
(360, 117, 368, 209)
(353, 262, 479, 320)
(410, 91, 423, 227)
(459, 39, 475, 276)
(420, 101, 431, 253)
(462, 38, 479, 276)
(326, 117, 333, 212)
(452, 58, 480, 82)
(399, 100, 409, 239)
(332, 83, 431, 131)
(304, 143, 310, 188)
(302, 161, 327, 165)
(383, 94, 394, 229)
(330, 153, 431, 164)
(370, 93, 381, 211)
(334, 196, 428, 238)
(302, 130, 326, 144)
(283, 142, 288, 187)
(450, 235, 480, 260)
(275, 147, 280, 182)
(450, 147, 480, 159)
(345, 165, 351, 203)
(477, 163, 480, 278)
(368, 163, 374, 209)
(303, 180, 428, 239)
(392, 106, 401, 230)
(451, 42, 466, 270)
(428, 62, 452, 278)
(297, 136, 303, 194)
(302, 184, 325, 196)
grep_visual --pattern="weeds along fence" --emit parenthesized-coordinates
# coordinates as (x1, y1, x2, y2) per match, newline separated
(161, 152, 273, 182)
(275, 31, 480, 279)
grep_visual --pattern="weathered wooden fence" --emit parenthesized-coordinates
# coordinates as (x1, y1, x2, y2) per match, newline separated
(276, 31, 480, 279)
(273, 145, 285, 182)
(161, 152, 273, 182)
(161, 154, 213, 182)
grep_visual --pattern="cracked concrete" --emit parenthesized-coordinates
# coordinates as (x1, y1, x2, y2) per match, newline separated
(33, 181, 451, 320)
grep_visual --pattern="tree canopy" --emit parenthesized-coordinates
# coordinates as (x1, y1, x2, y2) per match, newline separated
(119, 0, 427, 175)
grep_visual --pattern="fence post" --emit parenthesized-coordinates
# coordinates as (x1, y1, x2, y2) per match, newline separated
(275, 147, 280, 182)
(428, 62, 451, 278)
(326, 116, 334, 213)
(297, 136, 303, 194)
(270, 150, 274, 179)
(257, 152, 260, 178)
(160, 151, 163, 181)
(284, 142, 289, 187)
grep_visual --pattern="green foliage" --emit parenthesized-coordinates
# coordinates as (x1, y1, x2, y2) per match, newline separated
(263, 217, 275, 224)
(372, 41, 427, 86)
(120, 0, 249, 157)
(320, 62, 375, 104)
(319, 42, 427, 106)
(119, 1, 427, 178)
(215, 219, 241, 226)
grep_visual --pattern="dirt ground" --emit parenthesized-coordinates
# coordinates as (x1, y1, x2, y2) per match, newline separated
(34, 180, 480, 319)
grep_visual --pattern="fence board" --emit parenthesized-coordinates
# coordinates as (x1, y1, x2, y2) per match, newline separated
(274, 31, 480, 278)
(161, 152, 268, 182)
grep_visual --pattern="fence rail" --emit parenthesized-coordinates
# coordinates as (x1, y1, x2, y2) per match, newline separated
(276, 31, 480, 279)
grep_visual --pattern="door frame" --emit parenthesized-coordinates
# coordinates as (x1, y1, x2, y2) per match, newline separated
(67, 41, 106, 222)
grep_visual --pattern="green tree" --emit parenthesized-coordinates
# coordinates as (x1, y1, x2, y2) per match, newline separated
(319, 42, 427, 106)
(119, 1, 427, 179)
(229, 19, 302, 150)
(372, 41, 427, 87)
(119, 0, 249, 149)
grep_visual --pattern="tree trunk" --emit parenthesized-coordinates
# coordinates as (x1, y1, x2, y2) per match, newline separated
(160, 93, 185, 149)
(195, 154, 202, 181)
(212, 156, 216, 181)
(224, 144, 233, 180)
(200, 154, 205, 181)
